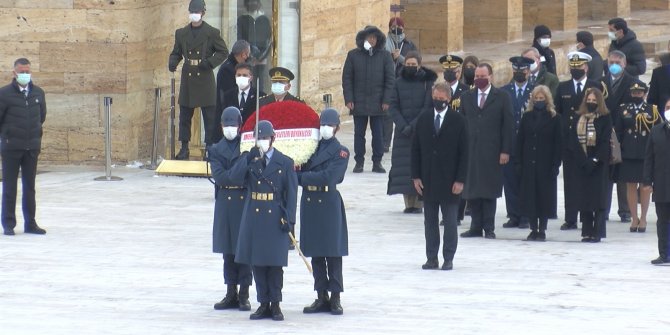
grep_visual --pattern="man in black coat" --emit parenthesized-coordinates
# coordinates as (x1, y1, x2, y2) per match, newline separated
(460, 64, 515, 239)
(222, 63, 265, 123)
(342, 25, 395, 174)
(532, 25, 557, 75)
(647, 60, 670, 113)
(608, 18, 646, 78)
(412, 83, 468, 270)
(0, 58, 47, 236)
(576, 31, 604, 82)
(643, 118, 670, 264)
(556, 52, 601, 230)
(216, 40, 250, 114)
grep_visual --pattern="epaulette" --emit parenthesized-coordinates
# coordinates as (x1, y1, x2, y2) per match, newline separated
(600, 81, 609, 99)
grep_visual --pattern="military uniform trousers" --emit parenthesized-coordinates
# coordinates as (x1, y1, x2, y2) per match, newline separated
(252, 266, 283, 303)
(1, 149, 39, 230)
(311, 257, 343, 293)
(179, 105, 222, 146)
(503, 162, 527, 224)
(223, 254, 252, 286)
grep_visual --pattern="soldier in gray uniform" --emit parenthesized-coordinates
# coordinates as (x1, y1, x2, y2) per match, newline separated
(258, 67, 304, 108)
(209, 107, 252, 312)
(299, 109, 350, 316)
(169, 0, 229, 160)
(230, 120, 298, 321)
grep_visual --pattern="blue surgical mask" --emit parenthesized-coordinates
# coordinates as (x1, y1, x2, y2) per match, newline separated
(609, 63, 623, 76)
(16, 73, 31, 86)
(271, 82, 286, 95)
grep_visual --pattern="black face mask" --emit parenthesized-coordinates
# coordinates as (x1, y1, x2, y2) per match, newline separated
(403, 66, 418, 77)
(444, 70, 457, 83)
(570, 68, 586, 80)
(513, 71, 527, 83)
(586, 102, 598, 113)
(463, 68, 475, 85)
(631, 96, 644, 105)
(534, 101, 547, 110)
(433, 99, 449, 111)
(391, 28, 404, 35)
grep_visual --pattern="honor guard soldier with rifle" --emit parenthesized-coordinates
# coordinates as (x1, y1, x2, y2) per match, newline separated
(208, 107, 253, 312)
(169, 0, 229, 160)
(229, 120, 298, 321)
(298, 108, 350, 316)
(258, 67, 304, 108)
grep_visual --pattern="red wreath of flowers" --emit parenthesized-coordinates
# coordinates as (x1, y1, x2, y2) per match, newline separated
(241, 101, 320, 132)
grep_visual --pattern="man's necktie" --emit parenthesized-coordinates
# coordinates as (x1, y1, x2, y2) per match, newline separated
(479, 93, 487, 109)
(529, 74, 536, 86)
(576, 82, 582, 96)
(434, 114, 441, 133)
(240, 91, 246, 107)
(517, 88, 523, 100)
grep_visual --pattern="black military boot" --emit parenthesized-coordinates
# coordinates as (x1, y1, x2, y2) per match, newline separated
(303, 290, 330, 314)
(249, 303, 271, 320)
(175, 145, 190, 160)
(271, 302, 284, 321)
(213, 284, 238, 310)
(238, 285, 251, 311)
(352, 161, 364, 173)
(371, 161, 386, 173)
(330, 292, 343, 315)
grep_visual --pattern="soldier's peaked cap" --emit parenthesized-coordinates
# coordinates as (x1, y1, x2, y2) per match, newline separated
(509, 56, 534, 70)
(630, 80, 648, 92)
(257, 120, 275, 138)
(189, 0, 206, 12)
(567, 51, 592, 67)
(320, 108, 341, 125)
(439, 55, 463, 69)
(221, 107, 242, 126)
(269, 67, 295, 81)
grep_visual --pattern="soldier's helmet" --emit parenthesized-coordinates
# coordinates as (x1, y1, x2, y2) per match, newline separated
(221, 107, 242, 126)
(189, 0, 206, 12)
(320, 108, 340, 126)
(257, 120, 275, 138)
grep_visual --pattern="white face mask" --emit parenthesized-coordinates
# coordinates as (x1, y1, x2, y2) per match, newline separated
(364, 40, 372, 51)
(608, 31, 617, 41)
(236, 76, 250, 90)
(271, 82, 286, 95)
(223, 126, 238, 140)
(665, 109, 670, 122)
(530, 62, 538, 73)
(257, 139, 271, 152)
(189, 13, 202, 23)
(539, 38, 551, 48)
(16, 73, 31, 86)
(320, 126, 335, 140)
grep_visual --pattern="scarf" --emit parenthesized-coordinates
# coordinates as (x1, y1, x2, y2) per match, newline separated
(577, 113, 597, 154)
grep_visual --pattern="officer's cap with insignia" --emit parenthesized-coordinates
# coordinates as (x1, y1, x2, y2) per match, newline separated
(320, 108, 340, 126)
(256, 120, 275, 138)
(567, 51, 592, 67)
(509, 56, 535, 70)
(221, 107, 242, 126)
(189, 0, 206, 12)
(439, 55, 463, 69)
(630, 81, 648, 93)
(268, 67, 294, 82)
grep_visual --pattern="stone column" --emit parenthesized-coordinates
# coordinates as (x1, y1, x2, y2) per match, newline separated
(579, 0, 630, 19)
(633, 0, 670, 9)
(400, 0, 463, 53)
(524, 0, 578, 31)
(464, 0, 522, 42)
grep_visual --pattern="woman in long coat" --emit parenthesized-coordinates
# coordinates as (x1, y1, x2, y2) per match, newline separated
(568, 88, 612, 242)
(515, 85, 562, 241)
(387, 51, 436, 213)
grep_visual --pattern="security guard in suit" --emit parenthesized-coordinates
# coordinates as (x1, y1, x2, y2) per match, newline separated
(209, 107, 252, 312)
(299, 108, 350, 316)
(168, 0, 229, 160)
(258, 67, 305, 108)
(230, 120, 298, 321)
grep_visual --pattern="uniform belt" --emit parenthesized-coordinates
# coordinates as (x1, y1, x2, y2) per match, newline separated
(306, 186, 330, 192)
(251, 192, 274, 201)
(188, 59, 201, 66)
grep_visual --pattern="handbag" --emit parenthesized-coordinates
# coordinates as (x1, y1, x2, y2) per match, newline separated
(610, 128, 622, 165)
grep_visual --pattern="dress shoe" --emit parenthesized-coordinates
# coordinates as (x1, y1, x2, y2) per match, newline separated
(371, 162, 386, 173)
(271, 302, 284, 321)
(517, 221, 530, 229)
(637, 220, 647, 233)
(25, 225, 46, 235)
(589, 237, 601, 243)
(250, 303, 272, 320)
(175, 147, 190, 160)
(651, 256, 669, 265)
(303, 291, 330, 314)
(441, 260, 453, 271)
(502, 220, 519, 228)
(484, 231, 496, 239)
(460, 230, 482, 238)
(421, 259, 439, 270)
(536, 232, 546, 242)
(411, 208, 423, 214)
(526, 231, 537, 241)
(560, 222, 578, 230)
(581, 237, 591, 242)
(403, 208, 413, 214)
(330, 292, 343, 315)
(4, 228, 15, 236)
(238, 285, 251, 311)
(352, 162, 364, 173)
(620, 214, 631, 223)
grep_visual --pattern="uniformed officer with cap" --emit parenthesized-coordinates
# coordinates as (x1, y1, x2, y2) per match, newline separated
(209, 107, 253, 312)
(169, 0, 229, 160)
(556, 51, 601, 231)
(230, 120, 298, 321)
(298, 108, 350, 316)
(439, 55, 469, 112)
(258, 67, 304, 108)
(501, 56, 536, 229)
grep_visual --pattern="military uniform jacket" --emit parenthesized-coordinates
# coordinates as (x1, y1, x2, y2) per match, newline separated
(258, 93, 304, 109)
(208, 137, 246, 254)
(298, 138, 350, 257)
(501, 81, 534, 133)
(618, 102, 660, 160)
(555, 79, 601, 142)
(643, 123, 670, 202)
(449, 81, 470, 113)
(169, 21, 229, 108)
(231, 148, 298, 267)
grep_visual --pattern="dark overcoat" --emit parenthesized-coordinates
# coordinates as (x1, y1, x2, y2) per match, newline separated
(298, 138, 350, 257)
(208, 137, 246, 254)
(231, 148, 298, 267)
(644, 123, 670, 202)
(460, 86, 515, 199)
(608, 29, 647, 77)
(387, 67, 436, 195)
(515, 109, 562, 218)
(411, 108, 469, 203)
(648, 64, 670, 112)
(169, 21, 229, 108)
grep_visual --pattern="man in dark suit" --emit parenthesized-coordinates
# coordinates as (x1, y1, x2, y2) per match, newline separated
(258, 67, 304, 108)
(168, 0, 229, 160)
(460, 63, 515, 240)
(223, 63, 265, 123)
(555, 51, 601, 230)
(216, 40, 250, 115)
(643, 118, 670, 264)
(648, 57, 670, 113)
(412, 83, 468, 269)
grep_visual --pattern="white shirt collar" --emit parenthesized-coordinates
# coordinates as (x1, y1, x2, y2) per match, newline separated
(573, 77, 587, 88)
(239, 86, 250, 96)
(450, 81, 459, 92)
(478, 85, 491, 96)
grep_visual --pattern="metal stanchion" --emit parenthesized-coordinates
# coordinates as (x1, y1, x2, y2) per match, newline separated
(146, 88, 161, 170)
(170, 73, 176, 159)
(94, 97, 123, 181)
